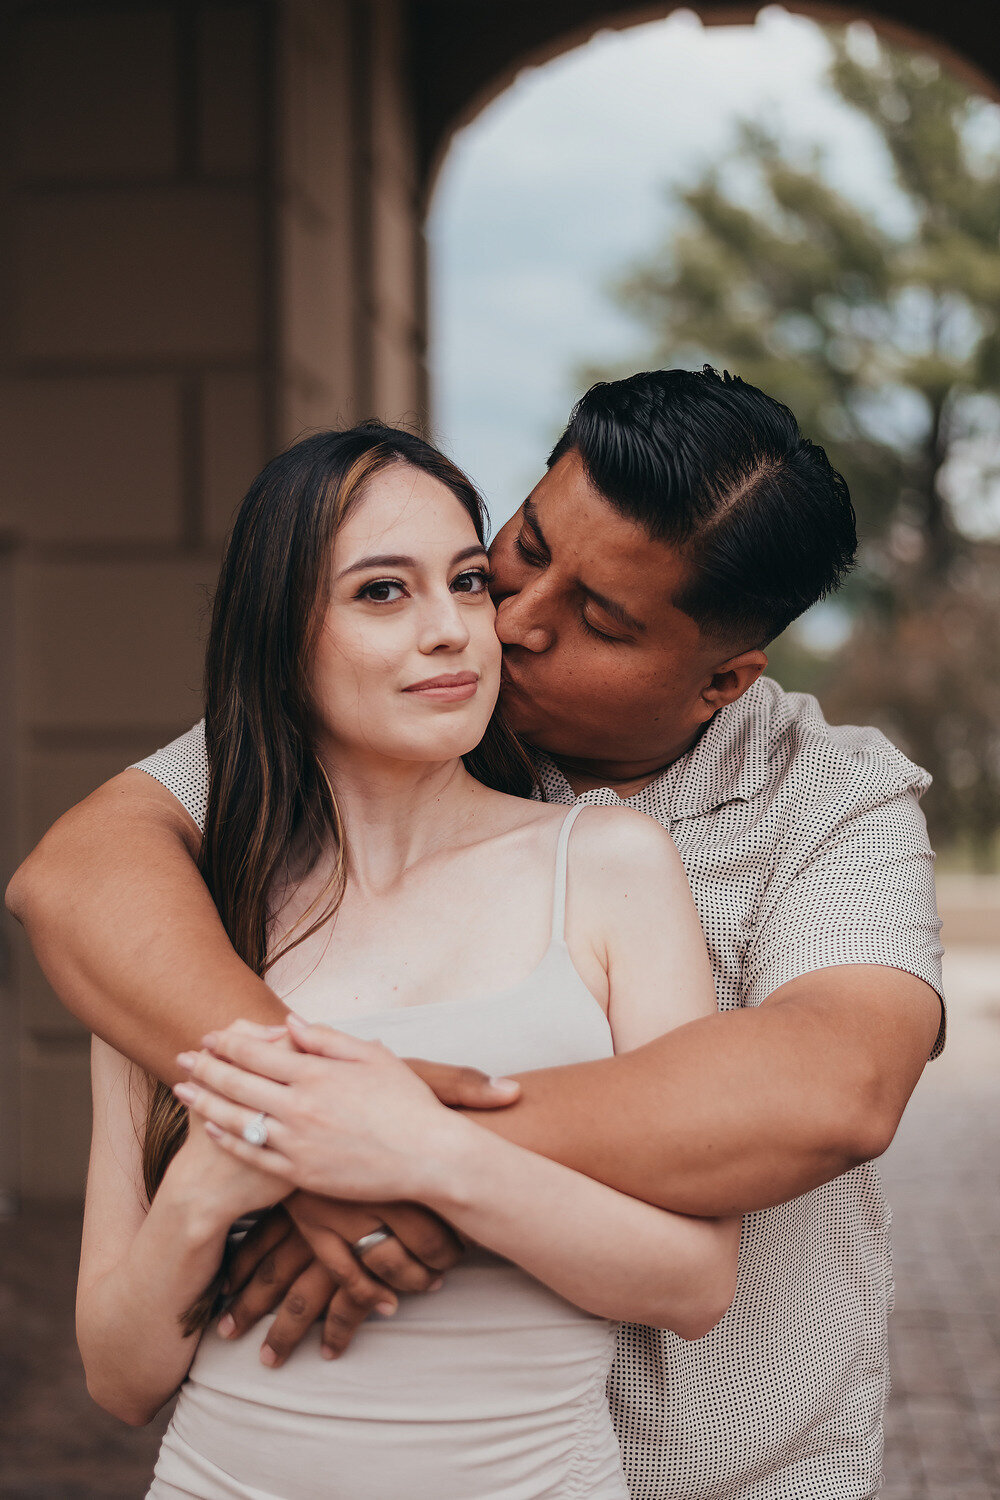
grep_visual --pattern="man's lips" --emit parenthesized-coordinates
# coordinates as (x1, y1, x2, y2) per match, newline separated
(499, 661, 528, 696)
(403, 670, 479, 702)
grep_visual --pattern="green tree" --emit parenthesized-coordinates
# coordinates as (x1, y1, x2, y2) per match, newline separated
(595, 24, 1000, 864)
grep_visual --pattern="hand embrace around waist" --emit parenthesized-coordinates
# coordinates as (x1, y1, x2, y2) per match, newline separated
(175, 1014, 476, 1203)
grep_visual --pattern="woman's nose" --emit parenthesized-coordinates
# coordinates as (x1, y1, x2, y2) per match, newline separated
(494, 589, 554, 654)
(419, 590, 472, 653)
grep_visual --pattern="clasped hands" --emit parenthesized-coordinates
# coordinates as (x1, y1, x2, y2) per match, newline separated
(173, 1015, 520, 1364)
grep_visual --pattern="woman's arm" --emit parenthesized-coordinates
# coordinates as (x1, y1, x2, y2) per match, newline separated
(179, 1034, 737, 1337)
(413, 1108, 740, 1335)
(417, 808, 741, 1333)
(175, 809, 741, 1336)
(77, 1037, 287, 1425)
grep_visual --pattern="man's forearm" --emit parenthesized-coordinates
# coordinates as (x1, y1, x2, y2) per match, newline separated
(6, 770, 286, 1082)
(458, 1013, 849, 1217)
(455, 970, 939, 1218)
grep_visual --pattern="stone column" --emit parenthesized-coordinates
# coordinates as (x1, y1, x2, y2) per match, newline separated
(0, 0, 426, 1200)
(274, 0, 426, 439)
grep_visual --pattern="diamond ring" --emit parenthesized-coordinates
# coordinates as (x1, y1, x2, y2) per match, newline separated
(242, 1111, 270, 1148)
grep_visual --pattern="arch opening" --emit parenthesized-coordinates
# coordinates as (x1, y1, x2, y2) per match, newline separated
(425, 5, 1000, 867)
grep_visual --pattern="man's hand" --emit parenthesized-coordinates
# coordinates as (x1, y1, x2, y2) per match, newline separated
(178, 1024, 521, 1363)
(220, 1194, 465, 1364)
(402, 1057, 520, 1108)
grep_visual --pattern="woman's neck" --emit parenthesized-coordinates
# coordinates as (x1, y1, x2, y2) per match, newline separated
(315, 746, 489, 894)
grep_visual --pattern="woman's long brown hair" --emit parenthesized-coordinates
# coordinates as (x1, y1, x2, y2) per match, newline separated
(139, 423, 537, 1330)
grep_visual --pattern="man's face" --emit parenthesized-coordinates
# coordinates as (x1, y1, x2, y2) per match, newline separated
(488, 450, 737, 773)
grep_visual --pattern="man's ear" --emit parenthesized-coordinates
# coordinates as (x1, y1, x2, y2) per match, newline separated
(700, 649, 768, 713)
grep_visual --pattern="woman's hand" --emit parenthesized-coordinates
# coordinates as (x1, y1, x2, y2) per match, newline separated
(174, 1015, 468, 1203)
(167, 1110, 292, 1223)
(170, 1021, 296, 1222)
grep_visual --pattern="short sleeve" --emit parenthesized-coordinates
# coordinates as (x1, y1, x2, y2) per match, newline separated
(128, 720, 210, 833)
(742, 784, 945, 1058)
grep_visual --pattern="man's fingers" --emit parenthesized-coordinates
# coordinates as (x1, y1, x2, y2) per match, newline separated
(226, 1207, 293, 1295)
(293, 1223, 397, 1309)
(259, 1261, 336, 1368)
(404, 1057, 521, 1109)
(283, 1193, 452, 1289)
(379, 1202, 465, 1273)
(356, 1232, 447, 1293)
(321, 1273, 398, 1360)
(221, 1231, 314, 1339)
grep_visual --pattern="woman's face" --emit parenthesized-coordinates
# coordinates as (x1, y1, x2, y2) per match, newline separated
(310, 461, 501, 771)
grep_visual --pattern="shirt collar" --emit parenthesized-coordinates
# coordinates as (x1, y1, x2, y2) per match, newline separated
(530, 677, 773, 817)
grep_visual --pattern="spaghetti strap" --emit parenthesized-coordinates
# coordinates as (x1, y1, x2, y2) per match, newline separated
(550, 803, 585, 945)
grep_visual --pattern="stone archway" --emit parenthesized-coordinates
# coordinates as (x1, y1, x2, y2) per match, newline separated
(2, 0, 997, 1198)
(407, 1, 1000, 201)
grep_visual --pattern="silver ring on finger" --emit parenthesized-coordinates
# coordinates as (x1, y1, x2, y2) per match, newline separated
(241, 1110, 270, 1148)
(350, 1227, 394, 1258)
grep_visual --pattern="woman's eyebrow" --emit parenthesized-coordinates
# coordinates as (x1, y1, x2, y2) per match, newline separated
(335, 544, 486, 581)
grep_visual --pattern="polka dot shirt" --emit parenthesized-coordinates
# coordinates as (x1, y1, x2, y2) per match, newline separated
(131, 675, 944, 1500)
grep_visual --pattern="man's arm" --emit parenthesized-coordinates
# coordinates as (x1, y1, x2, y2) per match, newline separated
(442, 964, 942, 1218)
(434, 776, 945, 1218)
(5, 769, 286, 1081)
(7, 760, 942, 1245)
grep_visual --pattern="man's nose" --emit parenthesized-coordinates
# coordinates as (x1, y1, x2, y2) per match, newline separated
(494, 587, 554, 654)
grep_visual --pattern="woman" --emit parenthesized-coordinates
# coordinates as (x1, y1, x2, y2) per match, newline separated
(76, 423, 740, 1500)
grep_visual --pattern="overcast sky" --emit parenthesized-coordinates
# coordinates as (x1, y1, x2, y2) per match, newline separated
(426, 7, 914, 532)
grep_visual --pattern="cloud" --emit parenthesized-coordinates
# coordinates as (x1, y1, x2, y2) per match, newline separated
(426, 9, 920, 523)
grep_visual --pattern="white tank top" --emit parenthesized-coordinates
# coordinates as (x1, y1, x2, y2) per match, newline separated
(148, 805, 629, 1500)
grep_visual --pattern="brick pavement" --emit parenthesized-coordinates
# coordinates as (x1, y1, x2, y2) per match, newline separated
(2, 943, 997, 1499)
(879, 945, 1000, 1500)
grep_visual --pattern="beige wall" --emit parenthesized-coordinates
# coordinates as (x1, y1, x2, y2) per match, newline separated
(0, 0, 426, 1200)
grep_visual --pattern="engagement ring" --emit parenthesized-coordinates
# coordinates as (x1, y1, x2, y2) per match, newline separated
(242, 1111, 270, 1148)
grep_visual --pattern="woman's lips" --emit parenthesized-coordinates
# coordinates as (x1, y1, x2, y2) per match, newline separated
(403, 671, 479, 702)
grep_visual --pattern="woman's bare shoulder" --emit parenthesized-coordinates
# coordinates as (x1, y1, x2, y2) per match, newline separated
(569, 803, 679, 867)
(469, 788, 568, 839)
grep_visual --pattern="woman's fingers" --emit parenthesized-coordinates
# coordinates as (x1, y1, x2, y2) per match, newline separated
(284, 1014, 380, 1063)
(204, 1121, 297, 1178)
(175, 1079, 286, 1146)
(183, 1098, 297, 1178)
(219, 1019, 289, 1041)
(198, 1029, 311, 1082)
(177, 1049, 289, 1113)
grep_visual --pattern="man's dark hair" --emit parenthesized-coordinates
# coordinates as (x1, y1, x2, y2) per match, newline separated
(548, 366, 857, 648)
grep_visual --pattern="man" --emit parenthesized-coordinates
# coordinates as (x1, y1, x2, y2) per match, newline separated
(7, 368, 943, 1499)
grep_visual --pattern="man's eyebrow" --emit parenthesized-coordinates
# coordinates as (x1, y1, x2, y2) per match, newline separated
(582, 585, 646, 635)
(336, 544, 486, 581)
(524, 499, 644, 634)
(522, 498, 549, 551)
